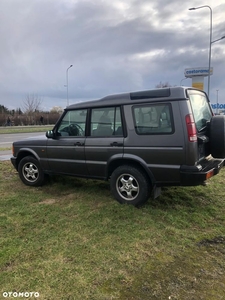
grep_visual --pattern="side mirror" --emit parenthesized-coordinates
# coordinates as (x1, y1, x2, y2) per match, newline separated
(46, 130, 55, 139)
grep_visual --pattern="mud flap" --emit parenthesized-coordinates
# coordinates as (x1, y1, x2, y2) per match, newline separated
(153, 186, 161, 199)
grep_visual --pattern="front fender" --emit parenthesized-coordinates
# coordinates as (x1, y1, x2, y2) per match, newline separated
(13, 147, 49, 171)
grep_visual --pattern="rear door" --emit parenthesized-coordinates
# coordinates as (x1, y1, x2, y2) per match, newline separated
(85, 106, 124, 178)
(187, 89, 213, 159)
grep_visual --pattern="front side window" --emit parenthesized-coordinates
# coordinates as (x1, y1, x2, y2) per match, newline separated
(133, 103, 173, 134)
(188, 90, 212, 131)
(57, 109, 87, 136)
(91, 107, 123, 136)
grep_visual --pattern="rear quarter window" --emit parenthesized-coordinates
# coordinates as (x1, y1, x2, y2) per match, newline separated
(133, 103, 174, 135)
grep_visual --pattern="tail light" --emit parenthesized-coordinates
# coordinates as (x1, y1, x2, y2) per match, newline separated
(185, 114, 197, 142)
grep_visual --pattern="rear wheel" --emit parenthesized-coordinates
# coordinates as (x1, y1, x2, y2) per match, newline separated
(110, 165, 150, 206)
(209, 115, 225, 158)
(18, 156, 46, 186)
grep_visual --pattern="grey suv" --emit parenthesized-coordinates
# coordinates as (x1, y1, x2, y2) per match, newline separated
(11, 87, 225, 206)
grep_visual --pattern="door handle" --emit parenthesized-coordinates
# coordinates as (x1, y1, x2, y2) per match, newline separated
(110, 142, 123, 147)
(74, 142, 84, 146)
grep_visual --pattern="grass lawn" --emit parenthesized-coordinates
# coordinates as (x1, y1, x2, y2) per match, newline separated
(0, 161, 225, 299)
(0, 126, 53, 134)
(0, 147, 11, 151)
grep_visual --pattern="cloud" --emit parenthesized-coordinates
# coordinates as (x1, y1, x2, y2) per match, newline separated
(0, 0, 224, 110)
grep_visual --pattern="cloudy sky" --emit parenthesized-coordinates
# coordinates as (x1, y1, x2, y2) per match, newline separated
(0, 0, 224, 111)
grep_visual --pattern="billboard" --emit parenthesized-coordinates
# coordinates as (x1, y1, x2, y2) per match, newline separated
(184, 67, 213, 78)
(211, 103, 225, 110)
(192, 82, 204, 90)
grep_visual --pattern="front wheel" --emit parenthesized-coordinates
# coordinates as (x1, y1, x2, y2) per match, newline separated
(18, 156, 46, 186)
(110, 165, 150, 206)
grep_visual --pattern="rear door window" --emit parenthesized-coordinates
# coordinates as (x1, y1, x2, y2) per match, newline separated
(90, 107, 123, 136)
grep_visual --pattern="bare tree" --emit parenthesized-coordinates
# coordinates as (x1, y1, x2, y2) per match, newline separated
(155, 82, 172, 88)
(23, 93, 42, 113)
(23, 93, 42, 125)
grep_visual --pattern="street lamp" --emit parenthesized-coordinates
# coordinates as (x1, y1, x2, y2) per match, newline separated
(216, 89, 219, 114)
(66, 65, 73, 106)
(189, 5, 212, 98)
(180, 78, 187, 86)
(211, 35, 225, 44)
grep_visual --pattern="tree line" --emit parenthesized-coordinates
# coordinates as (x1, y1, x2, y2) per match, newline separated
(1, 84, 172, 126)
(0, 94, 63, 126)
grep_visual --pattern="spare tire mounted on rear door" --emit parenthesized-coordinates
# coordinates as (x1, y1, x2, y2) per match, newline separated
(209, 115, 225, 158)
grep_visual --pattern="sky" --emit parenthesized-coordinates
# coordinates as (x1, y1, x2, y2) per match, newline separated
(0, 0, 224, 112)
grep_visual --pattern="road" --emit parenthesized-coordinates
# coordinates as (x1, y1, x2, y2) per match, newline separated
(0, 132, 46, 161)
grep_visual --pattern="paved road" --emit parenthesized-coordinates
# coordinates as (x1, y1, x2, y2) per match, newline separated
(0, 132, 45, 161)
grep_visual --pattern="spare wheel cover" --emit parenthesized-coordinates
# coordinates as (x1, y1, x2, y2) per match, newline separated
(210, 115, 225, 158)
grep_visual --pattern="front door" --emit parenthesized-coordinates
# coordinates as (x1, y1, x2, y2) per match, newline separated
(47, 109, 88, 176)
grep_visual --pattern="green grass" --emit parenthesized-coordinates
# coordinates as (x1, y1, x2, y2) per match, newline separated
(1, 161, 225, 299)
(0, 126, 53, 134)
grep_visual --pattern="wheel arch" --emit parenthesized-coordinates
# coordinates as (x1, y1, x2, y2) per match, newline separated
(107, 155, 156, 186)
(15, 149, 40, 170)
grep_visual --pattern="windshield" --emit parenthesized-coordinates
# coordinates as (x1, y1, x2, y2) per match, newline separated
(188, 90, 212, 131)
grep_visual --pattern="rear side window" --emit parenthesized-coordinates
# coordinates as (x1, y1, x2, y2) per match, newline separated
(188, 90, 212, 131)
(133, 103, 173, 134)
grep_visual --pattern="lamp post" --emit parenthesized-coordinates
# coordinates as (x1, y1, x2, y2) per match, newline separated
(211, 35, 225, 44)
(216, 89, 219, 114)
(66, 65, 73, 106)
(189, 5, 212, 98)
(212, 36, 224, 113)
(180, 78, 187, 86)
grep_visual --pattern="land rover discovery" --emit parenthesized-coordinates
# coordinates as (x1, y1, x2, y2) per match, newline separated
(11, 87, 225, 206)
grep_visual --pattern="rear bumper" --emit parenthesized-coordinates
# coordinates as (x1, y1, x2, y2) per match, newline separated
(180, 157, 224, 186)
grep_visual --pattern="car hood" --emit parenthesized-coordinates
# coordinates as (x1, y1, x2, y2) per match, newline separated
(13, 135, 48, 147)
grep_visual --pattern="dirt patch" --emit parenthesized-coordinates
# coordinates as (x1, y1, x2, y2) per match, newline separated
(197, 236, 225, 246)
(38, 199, 56, 205)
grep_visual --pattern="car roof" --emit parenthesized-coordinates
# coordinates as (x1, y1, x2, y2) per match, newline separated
(66, 87, 201, 110)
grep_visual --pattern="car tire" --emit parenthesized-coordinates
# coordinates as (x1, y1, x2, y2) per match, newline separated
(110, 165, 150, 206)
(209, 115, 225, 158)
(18, 156, 46, 187)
